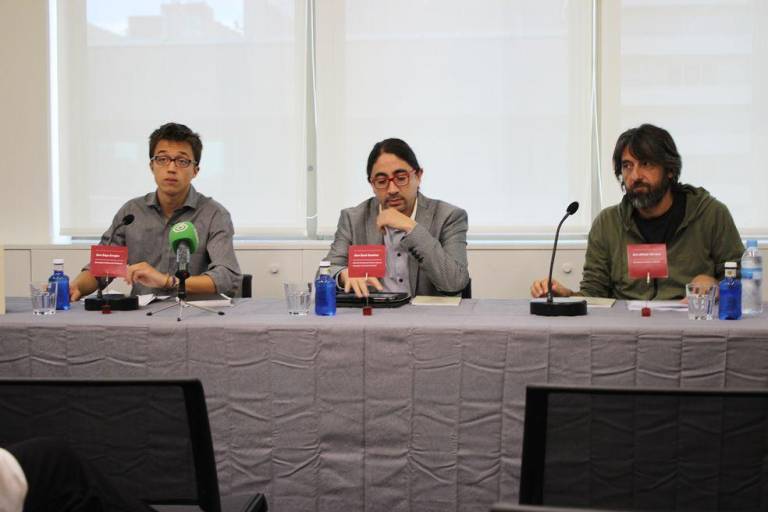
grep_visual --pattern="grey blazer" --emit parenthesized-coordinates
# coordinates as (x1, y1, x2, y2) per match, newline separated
(325, 193, 470, 296)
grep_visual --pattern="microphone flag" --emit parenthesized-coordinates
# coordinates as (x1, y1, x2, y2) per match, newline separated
(169, 221, 199, 253)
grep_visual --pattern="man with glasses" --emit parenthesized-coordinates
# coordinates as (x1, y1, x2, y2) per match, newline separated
(69, 122, 241, 299)
(325, 138, 469, 297)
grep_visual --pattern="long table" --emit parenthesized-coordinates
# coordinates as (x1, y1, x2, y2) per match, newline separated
(1, 298, 767, 512)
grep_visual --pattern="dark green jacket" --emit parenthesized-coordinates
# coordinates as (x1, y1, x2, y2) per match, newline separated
(579, 185, 744, 300)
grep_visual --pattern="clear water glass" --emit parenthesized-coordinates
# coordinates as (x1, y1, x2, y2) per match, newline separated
(686, 282, 715, 320)
(283, 282, 311, 315)
(31, 281, 58, 315)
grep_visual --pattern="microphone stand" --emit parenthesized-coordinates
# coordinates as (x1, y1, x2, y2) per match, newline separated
(530, 204, 587, 316)
(146, 269, 225, 322)
(96, 277, 105, 300)
(85, 215, 139, 311)
(95, 274, 111, 300)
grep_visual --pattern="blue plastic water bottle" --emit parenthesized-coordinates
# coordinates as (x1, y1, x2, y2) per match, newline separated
(49, 258, 70, 311)
(718, 261, 741, 320)
(315, 261, 336, 316)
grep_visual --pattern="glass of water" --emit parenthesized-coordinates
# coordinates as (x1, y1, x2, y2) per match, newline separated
(283, 282, 311, 315)
(30, 281, 58, 315)
(686, 282, 716, 320)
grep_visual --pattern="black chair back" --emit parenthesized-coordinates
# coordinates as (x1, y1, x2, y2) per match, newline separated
(461, 278, 472, 299)
(238, 274, 253, 298)
(520, 384, 768, 511)
(492, 505, 637, 512)
(0, 379, 220, 511)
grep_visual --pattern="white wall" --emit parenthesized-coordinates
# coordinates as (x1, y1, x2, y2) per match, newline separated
(0, 0, 51, 244)
(0, 3, 583, 301)
(1, 3, 763, 302)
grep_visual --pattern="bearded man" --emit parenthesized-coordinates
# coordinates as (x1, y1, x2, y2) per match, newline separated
(531, 123, 743, 300)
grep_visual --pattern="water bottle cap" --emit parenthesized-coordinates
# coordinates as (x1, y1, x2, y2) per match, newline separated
(52, 258, 64, 264)
(747, 239, 758, 248)
(725, 261, 738, 268)
(319, 261, 330, 268)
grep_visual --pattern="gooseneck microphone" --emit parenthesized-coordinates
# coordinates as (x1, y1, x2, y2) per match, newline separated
(97, 214, 136, 296)
(106, 214, 135, 245)
(530, 201, 587, 316)
(546, 201, 579, 303)
(85, 213, 139, 311)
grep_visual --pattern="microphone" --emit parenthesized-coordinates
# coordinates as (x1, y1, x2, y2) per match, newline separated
(145, 220, 225, 320)
(105, 214, 135, 246)
(547, 201, 578, 303)
(169, 221, 199, 277)
(98, 214, 136, 294)
(85, 213, 139, 311)
(530, 201, 587, 316)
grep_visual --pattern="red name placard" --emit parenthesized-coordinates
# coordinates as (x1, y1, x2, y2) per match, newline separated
(348, 245, 386, 278)
(627, 243, 668, 279)
(90, 245, 128, 278)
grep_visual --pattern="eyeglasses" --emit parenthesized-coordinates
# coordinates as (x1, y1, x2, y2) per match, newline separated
(370, 169, 419, 189)
(151, 155, 196, 168)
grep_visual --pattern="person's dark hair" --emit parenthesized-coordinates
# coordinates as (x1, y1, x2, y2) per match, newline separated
(612, 123, 681, 186)
(366, 138, 421, 180)
(149, 122, 203, 165)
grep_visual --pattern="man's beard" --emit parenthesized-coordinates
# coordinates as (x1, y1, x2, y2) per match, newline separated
(625, 174, 671, 209)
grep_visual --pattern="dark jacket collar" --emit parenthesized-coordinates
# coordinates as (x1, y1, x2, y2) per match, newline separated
(617, 184, 711, 234)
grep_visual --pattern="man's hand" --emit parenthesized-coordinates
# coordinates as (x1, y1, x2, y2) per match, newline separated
(70, 283, 84, 302)
(69, 271, 98, 302)
(680, 273, 719, 303)
(125, 262, 170, 289)
(690, 274, 718, 288)
(376, 208, 416, 233)
(340, 268, 383, 298)
(530, 278, 574, 298)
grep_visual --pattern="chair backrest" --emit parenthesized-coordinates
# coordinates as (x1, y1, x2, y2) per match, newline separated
(492, 505, 635, 512)
(438, 278, 472, 298)
(0, 378, 221, 512)
(240, 273, 252, 298)
(520, 384, 768, 512)
(461, 278, 472, 299)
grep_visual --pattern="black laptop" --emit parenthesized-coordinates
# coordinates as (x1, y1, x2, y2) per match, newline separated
(335, 291, 410, 308)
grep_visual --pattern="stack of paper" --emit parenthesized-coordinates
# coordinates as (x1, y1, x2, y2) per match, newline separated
(584, 297, 616, 308)
(411, 295, 462, 306)
(181, 294, 233, 307)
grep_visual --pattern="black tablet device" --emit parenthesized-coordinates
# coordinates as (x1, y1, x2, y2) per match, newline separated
(335, 291, 410, 308)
